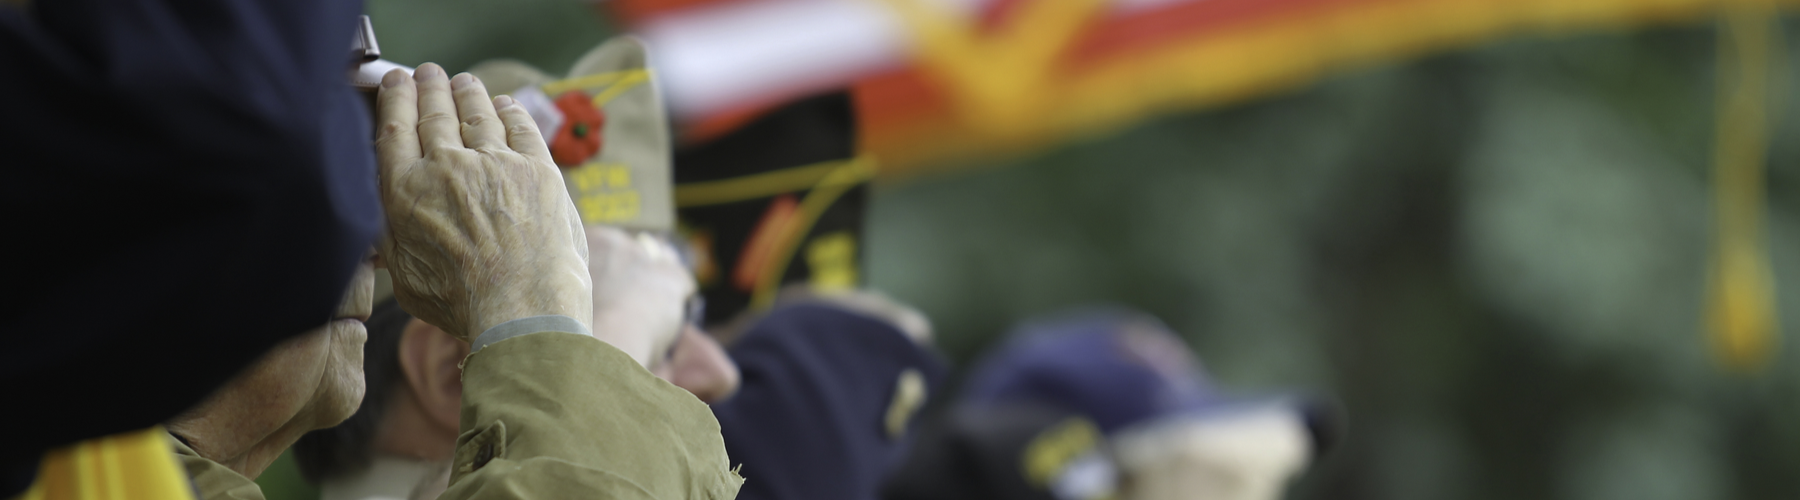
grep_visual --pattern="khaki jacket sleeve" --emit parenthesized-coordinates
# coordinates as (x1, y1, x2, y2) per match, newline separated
(441, 331, 743, 500)
(168, 432, 264, 500)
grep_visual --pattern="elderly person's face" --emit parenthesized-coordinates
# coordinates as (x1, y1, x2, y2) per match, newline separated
(278, 258, 376, 425)
(224, 259, 375, 427)
(168, 258, 374, 477)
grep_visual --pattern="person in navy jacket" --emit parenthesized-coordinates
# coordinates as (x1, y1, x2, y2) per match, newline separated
(716, 291, 946, 500)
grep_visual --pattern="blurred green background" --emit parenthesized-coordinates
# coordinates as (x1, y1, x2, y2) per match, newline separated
(257, 3, 1800, 499)
(866, 24, 1800, 499)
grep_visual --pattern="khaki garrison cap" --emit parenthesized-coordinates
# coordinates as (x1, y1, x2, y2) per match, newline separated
(469, 37, 675, 232)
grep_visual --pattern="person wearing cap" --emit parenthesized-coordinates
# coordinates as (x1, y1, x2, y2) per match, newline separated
(289, 228, 740, 500)
(707, 289, 943, 500)
(73, 61, 742, 500)
(288, 284, 941, 500)
(884, 309, 1337, 500)
(290, 81, 944, 497)
(452, 44, 945, 500)
(289, 297, 462, 500)
(660, 88, 951, 500)
(1, 1, 384, 490)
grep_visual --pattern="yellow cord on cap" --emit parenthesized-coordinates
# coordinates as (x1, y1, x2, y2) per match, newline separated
(748, 157, 878, 309)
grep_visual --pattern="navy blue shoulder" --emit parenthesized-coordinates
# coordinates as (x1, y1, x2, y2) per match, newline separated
(714, 303, 948, 500)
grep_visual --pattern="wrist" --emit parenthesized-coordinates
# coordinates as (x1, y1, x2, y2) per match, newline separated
(471, 315, 593, 353)
(467, 272, 593, 341)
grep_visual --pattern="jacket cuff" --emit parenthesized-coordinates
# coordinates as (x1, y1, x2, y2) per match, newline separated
(471, 315, 591, 353)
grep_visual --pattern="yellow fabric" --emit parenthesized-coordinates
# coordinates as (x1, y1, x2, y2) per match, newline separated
(13, 427, 195, 500)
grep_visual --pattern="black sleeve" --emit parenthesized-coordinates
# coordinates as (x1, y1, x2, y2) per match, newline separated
(0, 0, 379, 489)
(712, 304, 948, 500)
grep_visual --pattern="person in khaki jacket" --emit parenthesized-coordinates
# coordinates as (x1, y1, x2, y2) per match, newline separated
(159, 61, 743, 500)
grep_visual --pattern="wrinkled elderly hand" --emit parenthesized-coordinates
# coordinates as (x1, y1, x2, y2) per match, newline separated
(374, 63, 592, 342)
(586, 227, 694, 368)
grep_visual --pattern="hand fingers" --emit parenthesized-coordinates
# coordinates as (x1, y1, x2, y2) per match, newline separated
(494, 95, 555, 163)
(413, 63, 463, 152)
(374, 69, 421, 177)
(452, 73, 507, 151)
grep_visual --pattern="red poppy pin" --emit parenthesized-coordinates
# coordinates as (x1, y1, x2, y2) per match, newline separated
(550, 90, 605, 167)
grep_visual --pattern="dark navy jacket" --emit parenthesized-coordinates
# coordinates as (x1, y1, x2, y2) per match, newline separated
(0, 0, 378, 491)
(716, 304, 947, 500)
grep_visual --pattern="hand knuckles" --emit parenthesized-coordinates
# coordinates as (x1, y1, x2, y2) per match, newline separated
(461, 112, 495, 128)
(419, 111, 459, 126)
(377, 86, 413, 101)
(377, 121, 411, 138)
(374, 133, 414, 154)
(423, 147, 469, 164)
(455, 83, 489, 97)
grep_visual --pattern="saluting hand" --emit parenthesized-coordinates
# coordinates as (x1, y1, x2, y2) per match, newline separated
(373, 63, 593, 342)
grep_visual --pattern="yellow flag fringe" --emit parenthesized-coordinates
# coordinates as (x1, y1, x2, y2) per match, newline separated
(1705, 0, 1783, 372)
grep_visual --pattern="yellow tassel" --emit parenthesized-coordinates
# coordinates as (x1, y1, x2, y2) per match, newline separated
(1705, 0, 1782, 372)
